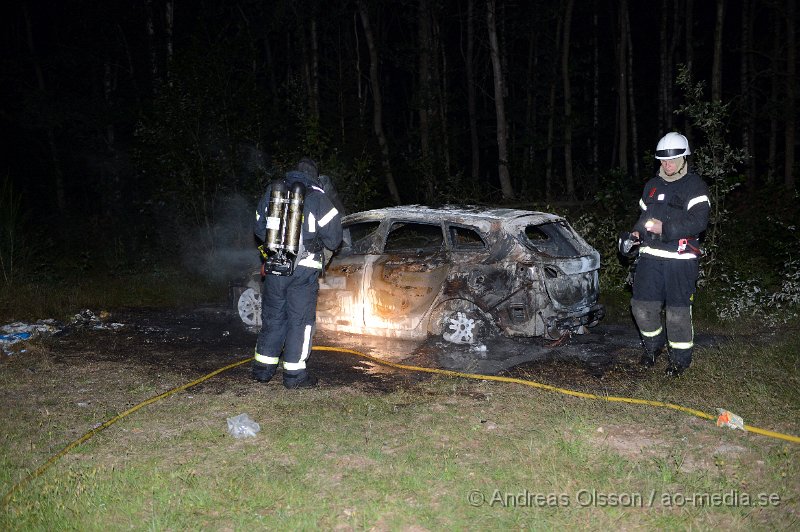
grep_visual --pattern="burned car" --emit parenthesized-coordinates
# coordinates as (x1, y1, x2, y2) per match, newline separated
(233, 205, 604, 344)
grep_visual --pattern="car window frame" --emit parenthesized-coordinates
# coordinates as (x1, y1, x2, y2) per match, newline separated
(446, 223, 487, 252)
(382, 219, 446, 254)
(520, 220, 584, 258)
(341, 219, 383, 255)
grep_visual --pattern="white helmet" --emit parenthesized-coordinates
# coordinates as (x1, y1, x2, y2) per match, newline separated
(655, 132, 691, 160)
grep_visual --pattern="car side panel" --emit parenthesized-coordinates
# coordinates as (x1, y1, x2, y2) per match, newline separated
(362, 251, 449, 335)
(316, 253, 368, 333)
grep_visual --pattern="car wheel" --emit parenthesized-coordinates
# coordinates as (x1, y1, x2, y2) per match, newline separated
(237, 287, 262, 328)
(437, 306, 496, 345)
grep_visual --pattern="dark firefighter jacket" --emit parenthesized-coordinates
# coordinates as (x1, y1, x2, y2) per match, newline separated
(633, 171, 710, 260)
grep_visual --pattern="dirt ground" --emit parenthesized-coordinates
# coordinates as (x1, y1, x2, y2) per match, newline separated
(1, 305, 724, 397)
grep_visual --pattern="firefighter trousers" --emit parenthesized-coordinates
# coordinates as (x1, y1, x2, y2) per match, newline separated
(631, 257, 698, 369)
(254, 266, 320, 380)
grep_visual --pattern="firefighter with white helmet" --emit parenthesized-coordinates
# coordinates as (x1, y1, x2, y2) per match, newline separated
(627, 132, 709, 376)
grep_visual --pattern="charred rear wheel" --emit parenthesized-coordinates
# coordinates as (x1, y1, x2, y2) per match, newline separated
(231, 269, 263, 328)
(443, 311, 478, 344)
(433, 302, 497, 345)
(237, 287, 262, 328)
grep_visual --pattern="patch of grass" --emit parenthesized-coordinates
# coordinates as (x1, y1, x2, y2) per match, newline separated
(0, 268, 226, 322)
(1, 333, 798, 530)
(599, 285, 633, 323)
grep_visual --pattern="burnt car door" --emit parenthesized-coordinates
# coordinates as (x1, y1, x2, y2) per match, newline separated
(316, 219, 381, 333)
(363, 220, 449, 334)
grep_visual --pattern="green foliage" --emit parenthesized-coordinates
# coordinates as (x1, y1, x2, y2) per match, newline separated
(673, 67, 800, 321)
(132, 41, 383, 254)
(320, 150, 379, 214)
(593, 168, 640, 215)
(675, 66, 746, 283)
(567, 169, 642, 291)
(712, 251, 800, 326)
(571, 210, 627, 290)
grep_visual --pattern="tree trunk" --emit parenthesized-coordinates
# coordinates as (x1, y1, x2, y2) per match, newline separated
(117, 24, 142, 112)
(165, 0, 173, 85)
(768, 9, 780, 183)
(592, 2, 599, 178)
(525, 26, 537, 181)
(311, 18, 320, 125)
(658, 0, 667, 134)
(684, 0, 694, 140)
(103, 60, 120, 219)
(561, 0, 575, 198)
(358, 1, 401, 204)
(666, 1, 682, 131)
(785, 0, 796, 190)
(617, 0, 629, 175)
(546, 14, 563, 200)
(435, 19, 451, 177)
(466, 0, 480, 181)
(23, 2, 65, 214)
(712, 0, 725, 103)
(625, 3, 640, 180)
(486, 0, 514, 199)
(354, 12, 366, 125)
(337, 24, 347, 144)
(145, 0, 158, 93)
(685, 0, 694, 73)
(741, 0, 756, 187)
(418, 0, 434, 201)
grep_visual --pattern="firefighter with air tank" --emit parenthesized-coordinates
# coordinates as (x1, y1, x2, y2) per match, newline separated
(621, 133, 710, 377)
(252, 158, 343, 388)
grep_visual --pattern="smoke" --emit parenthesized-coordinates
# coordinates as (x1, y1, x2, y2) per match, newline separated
(181, 193, 261, 283)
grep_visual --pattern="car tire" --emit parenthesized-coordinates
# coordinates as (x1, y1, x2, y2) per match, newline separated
(431, 302, 496, 345)
(237, 287, 262, 328)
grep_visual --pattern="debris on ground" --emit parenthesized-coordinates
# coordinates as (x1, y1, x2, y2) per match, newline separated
(0, 319, 62, 355)
(716, 409, 746, 431)
(69, 309, 125, 331)
(0, 309, 124, 356)
(226, 413, 261, 438)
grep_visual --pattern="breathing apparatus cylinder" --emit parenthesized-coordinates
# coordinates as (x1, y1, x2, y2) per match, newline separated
(285, 182, 306, 256)
(262, 179, 306, 276)
(266, 180, 288, 252)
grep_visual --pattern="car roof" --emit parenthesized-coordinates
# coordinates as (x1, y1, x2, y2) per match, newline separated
(343, 204, 563, 225)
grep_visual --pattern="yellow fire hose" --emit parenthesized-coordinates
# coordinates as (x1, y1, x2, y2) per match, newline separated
(3, 345, 799, 508)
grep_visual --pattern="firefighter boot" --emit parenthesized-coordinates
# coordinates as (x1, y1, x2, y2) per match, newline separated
(252, 361, 277, 383)
(639, 335, 665, 367)
(283, 372, 319, 389)
(664, 363, 685, 377)
(665, 347, 692, 377)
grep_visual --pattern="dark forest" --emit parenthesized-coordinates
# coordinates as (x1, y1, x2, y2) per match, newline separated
(0, 0, 797, 280)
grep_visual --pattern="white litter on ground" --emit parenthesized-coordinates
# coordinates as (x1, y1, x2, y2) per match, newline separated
(0, 309, 125, 355)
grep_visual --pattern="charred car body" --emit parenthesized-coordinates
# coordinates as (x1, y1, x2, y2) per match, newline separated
(233, 205, 604, 344)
